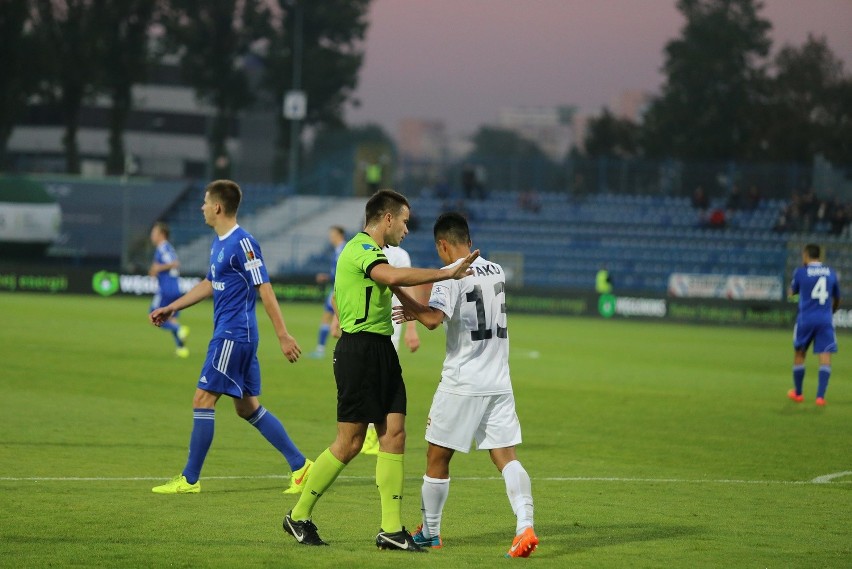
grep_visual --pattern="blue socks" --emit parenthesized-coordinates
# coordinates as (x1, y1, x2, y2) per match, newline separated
(792, 364, 831, 399)
(792, 365, 805, 395)
(246, 406, 305, 471)
(161, 320, 184, 347)
(180, 406, 304, 484)
(182, 408, 215, 484)
(317, 324, 330, 348)
(817, 365, 831, 399)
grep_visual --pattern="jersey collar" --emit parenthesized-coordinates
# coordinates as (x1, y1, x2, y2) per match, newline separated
(218, 224, 240, 241)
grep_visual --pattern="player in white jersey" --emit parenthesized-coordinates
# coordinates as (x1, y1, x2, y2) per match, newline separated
(391, 212, 538, 558)
(383, 245, 421, 352)
(358, 244, 421, 456)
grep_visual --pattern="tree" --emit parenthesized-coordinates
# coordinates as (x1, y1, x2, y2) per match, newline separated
(97, 0, 159, 176)
(0, 0, 44, 171)
(162, 0, 275, 179)
(304, 123, 394, 195)
(266, 0, 370, 180)
(309, 123, 393, 159)
(33, 0, 104, 174)
(583, 109, 641, 158)
(754, 35, 852, 165)
(464, 127, 560, 192)
(642, 0, 772, 161)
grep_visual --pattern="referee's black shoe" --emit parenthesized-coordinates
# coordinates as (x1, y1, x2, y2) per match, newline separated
(376, 527, 427, 552)
(283, 511, 328, 546)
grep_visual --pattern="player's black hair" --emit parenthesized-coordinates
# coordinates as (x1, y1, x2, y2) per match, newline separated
(365, 189, 409, 224)
(804, 243, 822, 260)
(206, 179, 242, 216)
(433, 212, 471, 246)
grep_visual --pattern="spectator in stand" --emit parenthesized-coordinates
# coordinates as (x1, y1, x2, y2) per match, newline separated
(726, 185, 744, 211)
(461, 163, 487, 200)
(474, 164, 488, 200)
(744, 185, 762, 211)
(799, 188, 820, 232)
(830, 202, 851, 236)
(518, 188, 542, 214)
(773, 195, 801, 233)
(691, 186, 709, 211)
(707, 208, 727, 230)
(461, 164, 476, 200)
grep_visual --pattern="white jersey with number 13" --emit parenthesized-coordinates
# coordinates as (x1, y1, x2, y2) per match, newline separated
(429, 256, 512, 396)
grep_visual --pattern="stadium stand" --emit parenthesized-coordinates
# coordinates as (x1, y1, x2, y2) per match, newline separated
(400, 192, 792, 294)
(160, 188, 851, 298)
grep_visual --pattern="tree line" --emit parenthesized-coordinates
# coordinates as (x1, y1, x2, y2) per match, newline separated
(583, 0, 852, 167)
(452, 0, 851, 197)
(0, 0, 370, 178)
(3, 0, 850, 185)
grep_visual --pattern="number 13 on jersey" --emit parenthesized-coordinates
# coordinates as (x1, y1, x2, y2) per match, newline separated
(465, 283, 507, 341)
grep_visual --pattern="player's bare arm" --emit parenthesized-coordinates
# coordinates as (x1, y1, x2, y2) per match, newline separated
(330, 295, 342, 338)
(257, 282, 301, 363)
(370, 249, 479, 287)
(391, 287, 445, 330)
(150, 279, 213, 326)
(404, 321, 420, 352)
(148, 259, 179, 277)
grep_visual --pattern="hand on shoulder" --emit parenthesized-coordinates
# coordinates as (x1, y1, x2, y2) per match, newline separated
(448, 249, 480, 280)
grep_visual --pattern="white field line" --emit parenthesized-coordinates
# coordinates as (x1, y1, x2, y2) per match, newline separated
(0, 473, 850, 484)
(810, 470, 852, 484)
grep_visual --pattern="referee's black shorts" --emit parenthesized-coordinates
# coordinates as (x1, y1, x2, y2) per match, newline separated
(333, 331, 406, 423)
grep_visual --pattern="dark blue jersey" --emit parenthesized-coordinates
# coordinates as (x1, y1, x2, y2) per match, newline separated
(153, 240, 181, 299)
(205, 225, 269, 342)
(790, 262, 840, 325)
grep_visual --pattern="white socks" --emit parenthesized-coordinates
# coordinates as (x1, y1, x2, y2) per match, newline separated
(420, 460, 534, 538)
(420, 475, 450, 538)
(502, 459, 534, 534)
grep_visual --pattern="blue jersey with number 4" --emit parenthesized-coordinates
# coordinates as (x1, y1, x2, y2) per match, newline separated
(791, 262, 840, 325)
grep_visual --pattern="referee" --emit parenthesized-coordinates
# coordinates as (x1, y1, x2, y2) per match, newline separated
(283, 189, 478, 551)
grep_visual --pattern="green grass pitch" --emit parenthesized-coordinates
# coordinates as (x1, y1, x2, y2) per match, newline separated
(1, 292, 850, 568)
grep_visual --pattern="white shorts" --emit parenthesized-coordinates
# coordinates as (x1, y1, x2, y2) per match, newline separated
(391, 320, 401, 350)
(425, 390, 522, 453)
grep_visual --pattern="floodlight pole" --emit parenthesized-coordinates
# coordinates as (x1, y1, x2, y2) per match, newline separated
(287, 1, 304, 192)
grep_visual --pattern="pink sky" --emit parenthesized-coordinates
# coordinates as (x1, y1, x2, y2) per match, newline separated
(344, 0, 852, 136)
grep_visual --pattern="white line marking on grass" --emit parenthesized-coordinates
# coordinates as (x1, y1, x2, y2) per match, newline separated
(810, 471, 852, 484)
(1, 475, 850, 484)
(514, 350, 540, 359)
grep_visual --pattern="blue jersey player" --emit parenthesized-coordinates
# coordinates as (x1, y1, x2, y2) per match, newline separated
(788, 243, 840, 406)
(149, 179, 313, 495)
(149, 222, 190, 357)
(307, 226, 347, 358)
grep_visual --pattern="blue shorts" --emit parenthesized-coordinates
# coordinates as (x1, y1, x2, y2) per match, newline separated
(324, 291, 334, 314)
(150, 291, 182, 316)
(197, 338, 261, 398)
(793, 320, 838, 354)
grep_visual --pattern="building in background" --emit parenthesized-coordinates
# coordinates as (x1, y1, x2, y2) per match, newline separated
(610, 90, 651, 123)
(497, 105, 575, 161)
(397, 118, 449, 190)
(6, 59, 240, 180)
(398, 118, 447, 163)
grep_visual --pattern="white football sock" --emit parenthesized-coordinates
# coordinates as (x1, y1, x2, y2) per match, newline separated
(421, 475, 450, 538)
(502, 459, 534, 534)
